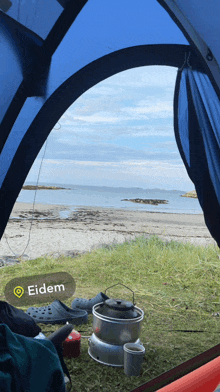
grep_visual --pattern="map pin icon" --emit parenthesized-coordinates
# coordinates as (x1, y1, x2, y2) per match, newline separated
(13, 286, 24, 298)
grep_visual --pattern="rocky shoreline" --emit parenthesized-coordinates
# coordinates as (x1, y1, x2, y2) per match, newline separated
(22, 185, 70, 190)
(0, 203, 215, 264)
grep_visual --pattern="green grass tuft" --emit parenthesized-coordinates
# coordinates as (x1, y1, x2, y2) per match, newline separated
(1, 235, 220, 391)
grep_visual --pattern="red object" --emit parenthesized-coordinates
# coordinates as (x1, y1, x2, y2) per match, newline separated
(131, 342, 220, 392)
(62, 329, 81, 359)
(156, 356, 220, 392)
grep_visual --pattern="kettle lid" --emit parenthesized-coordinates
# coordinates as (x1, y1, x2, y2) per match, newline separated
(96, 298, 139, 318)
(105, 298, 134, 311)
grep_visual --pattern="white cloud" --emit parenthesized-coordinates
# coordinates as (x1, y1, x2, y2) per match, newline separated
(26, 158, 192, 191)
(87, 85, 118, 95)
(54, 67, 176, 129)
(72, 112, 122, 123)
(122, 101, 173, 119)
(52, 123, 174, 143)
(57, 100, 173, 128)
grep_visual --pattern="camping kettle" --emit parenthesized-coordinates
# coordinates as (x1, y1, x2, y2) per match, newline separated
(95, 283, 139, 320)
(88, 283, 144, 366)
(96, 298, 139, 319)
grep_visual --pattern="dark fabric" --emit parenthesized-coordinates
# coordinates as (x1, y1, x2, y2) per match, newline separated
(0, 323, 65, 392)
(174, 66, 220, 247)
(0, 301, 41, 338)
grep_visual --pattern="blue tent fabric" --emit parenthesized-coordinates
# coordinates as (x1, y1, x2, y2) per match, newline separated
(0, 324, 65, 392)
(174, 66, 220, 246)
(3, 1, 220, 390)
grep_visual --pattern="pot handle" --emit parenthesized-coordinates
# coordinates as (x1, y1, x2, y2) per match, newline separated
(88, 338, 95, 348)
(104, 283, 135, 305)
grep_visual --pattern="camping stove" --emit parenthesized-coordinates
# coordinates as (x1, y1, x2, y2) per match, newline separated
(88, 285, 144, 367)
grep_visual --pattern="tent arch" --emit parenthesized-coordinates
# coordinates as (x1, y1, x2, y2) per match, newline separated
(1, 43, 204, 238)
(9, 43, 203, 168)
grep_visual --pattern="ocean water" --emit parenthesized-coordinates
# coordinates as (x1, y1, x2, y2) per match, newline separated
(16, 183, 203, 215)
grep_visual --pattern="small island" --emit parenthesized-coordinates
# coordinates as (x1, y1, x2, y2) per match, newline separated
(122, 198, 168, 205)
(181, 190, 197, 198)
(22, 185, 70, 190)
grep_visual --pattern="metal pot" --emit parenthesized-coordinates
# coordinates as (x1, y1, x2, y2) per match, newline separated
(88, 284, 144, 366)
(92, 301, 143, 345)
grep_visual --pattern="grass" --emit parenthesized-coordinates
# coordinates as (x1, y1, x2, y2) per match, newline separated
(1, 235, 220, 391)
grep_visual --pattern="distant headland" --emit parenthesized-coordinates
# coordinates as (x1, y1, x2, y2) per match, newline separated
(181, 190, 197, 198)
(22, 185, 71, 190)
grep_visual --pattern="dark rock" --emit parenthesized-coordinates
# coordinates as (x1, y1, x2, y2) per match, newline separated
(0, 254, 29, 267)
(122, 198, 168, 205)
(181, 190, 197, 198)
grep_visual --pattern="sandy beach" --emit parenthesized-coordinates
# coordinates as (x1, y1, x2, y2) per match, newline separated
(0, 202, 216, 261)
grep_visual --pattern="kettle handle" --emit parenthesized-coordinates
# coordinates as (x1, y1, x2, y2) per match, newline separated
(104, 283, 135, 305)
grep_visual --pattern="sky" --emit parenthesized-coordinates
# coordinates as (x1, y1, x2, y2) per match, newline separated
(25, 65, 195, 191)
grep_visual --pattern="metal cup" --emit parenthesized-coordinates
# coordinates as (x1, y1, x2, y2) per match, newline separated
(123, 342, 145, 376)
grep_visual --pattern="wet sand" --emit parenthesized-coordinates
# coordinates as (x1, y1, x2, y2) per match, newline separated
(0, 202, 216, 261)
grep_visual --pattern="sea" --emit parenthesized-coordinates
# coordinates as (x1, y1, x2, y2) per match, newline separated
(16, 183, 203, 215)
